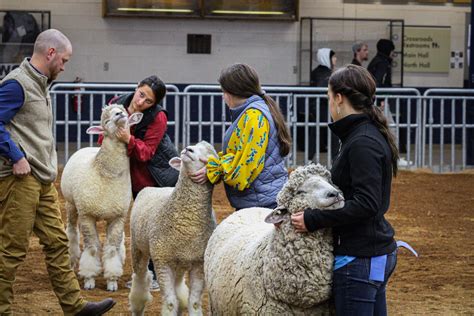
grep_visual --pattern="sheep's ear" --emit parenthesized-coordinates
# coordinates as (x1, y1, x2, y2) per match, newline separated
(264, 206, 289, 224)
(86, 126, 104, 135)
(169, 157, 182, 170)
(128, 112, 143, 126)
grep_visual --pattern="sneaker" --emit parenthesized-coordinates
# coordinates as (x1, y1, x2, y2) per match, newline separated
(125, 279, 160, 292)
(398, 157, 412, 168)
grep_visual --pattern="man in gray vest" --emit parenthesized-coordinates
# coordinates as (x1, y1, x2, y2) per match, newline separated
(0, 29, 115, 315)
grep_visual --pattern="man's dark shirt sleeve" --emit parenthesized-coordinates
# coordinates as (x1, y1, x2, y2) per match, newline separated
(0, 80, 25, 162)
(304, 137, 384, 231)
(368, 59, 390, 88)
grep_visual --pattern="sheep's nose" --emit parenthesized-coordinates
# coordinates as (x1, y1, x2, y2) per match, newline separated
(327, 191, 339, 198)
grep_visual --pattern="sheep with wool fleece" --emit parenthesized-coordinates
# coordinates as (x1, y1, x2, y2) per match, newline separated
(129, 140, 218, 316)
(61, 104, 142, 292)
(204, 163, 344, 315)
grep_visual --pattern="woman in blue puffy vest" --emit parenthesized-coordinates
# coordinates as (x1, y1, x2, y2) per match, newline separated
(190, 63, 292, 210)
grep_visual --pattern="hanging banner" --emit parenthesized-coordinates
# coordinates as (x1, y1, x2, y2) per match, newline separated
(403, 26, 451, 73)
(0, 63, 20, 79)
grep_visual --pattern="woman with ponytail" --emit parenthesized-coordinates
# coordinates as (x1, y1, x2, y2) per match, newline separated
(291, 64, 399, 316)
(190, 63, 291, 210)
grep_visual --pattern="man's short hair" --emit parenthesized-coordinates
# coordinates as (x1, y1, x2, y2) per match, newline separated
(352, 41, 367, 54)
(33, 29, 71, 55)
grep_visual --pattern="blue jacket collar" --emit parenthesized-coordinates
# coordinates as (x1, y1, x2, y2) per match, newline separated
(229, 95, 263, 122)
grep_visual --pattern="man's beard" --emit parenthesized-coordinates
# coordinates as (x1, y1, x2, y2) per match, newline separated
(49, 72, 58, 83)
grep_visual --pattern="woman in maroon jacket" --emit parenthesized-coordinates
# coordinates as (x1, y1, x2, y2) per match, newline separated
(103, 75, 178, 195)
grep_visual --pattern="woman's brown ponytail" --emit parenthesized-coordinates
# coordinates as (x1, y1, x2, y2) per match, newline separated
(365, 105, 399, 176)
(261, 94, 291, 156)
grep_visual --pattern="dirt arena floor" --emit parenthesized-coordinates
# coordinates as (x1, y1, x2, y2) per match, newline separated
(9, 170, 474, 315)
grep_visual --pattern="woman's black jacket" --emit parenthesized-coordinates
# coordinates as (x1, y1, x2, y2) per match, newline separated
(304, 114, 397, 257)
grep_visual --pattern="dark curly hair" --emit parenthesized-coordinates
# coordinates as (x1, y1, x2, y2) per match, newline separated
(138, 75, 166, 105)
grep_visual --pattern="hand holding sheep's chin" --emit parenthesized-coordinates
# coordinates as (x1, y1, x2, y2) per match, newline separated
(190, 165, 209, 184)
(115, 127, 131, 144)
(291, 211, 309, 233)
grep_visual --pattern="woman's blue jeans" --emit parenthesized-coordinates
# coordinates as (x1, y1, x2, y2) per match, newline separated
(333, 250, 397, 316)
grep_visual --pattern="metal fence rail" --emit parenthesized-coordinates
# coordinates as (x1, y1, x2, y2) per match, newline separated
(50, 84, 474, 172)
(183, 84, 295, 165)
(375, 88, 422, 169)
(422, 89, 474, 172)
(183, 85, 422, 169)
(50, 83, 180, 163)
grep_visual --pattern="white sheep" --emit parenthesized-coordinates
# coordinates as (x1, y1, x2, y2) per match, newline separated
(129, 140, 218, 316)
(60, 104, 142, 291)
(204, 163, 344, 315)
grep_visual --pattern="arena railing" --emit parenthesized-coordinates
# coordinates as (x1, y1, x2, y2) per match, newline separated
(182, 86, 293, 165)
(374, 88, 422, 170)
(422, 89, 474, 172)
(51, 84, 473, 172)
(50, 83, 180, 164)
(183, 85, 421, 169)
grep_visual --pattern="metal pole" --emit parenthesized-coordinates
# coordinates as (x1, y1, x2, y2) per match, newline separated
(470, 1, 474, 88)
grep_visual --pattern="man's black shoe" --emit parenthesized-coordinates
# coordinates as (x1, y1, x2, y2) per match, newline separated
(75, 298, 116, 316)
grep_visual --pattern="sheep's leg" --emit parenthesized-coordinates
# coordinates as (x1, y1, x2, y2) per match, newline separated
(65, 201, 80, 269)
(119, 232, 126, 265)
(188, 264, 204, 316)
(103, 216, 126, 291)
(78, 215, 101, 290)
(129, 247, 153, 316)
(157, 265, 179, 316)
(175, 268, 189, 315)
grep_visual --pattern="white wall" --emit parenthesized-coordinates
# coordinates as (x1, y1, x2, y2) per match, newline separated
(1, 0, 469, 87)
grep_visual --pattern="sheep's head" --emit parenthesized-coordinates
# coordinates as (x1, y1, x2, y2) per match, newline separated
(86, 104, 143, 136)
(265, 163, 344, 224)
(169, 141, 218, 175)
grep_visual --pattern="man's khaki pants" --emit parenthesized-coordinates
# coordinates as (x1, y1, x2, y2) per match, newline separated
(0, 175, 86, 315)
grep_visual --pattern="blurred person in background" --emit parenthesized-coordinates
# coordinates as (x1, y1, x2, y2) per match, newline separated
(368, 39, 395, 88)
(368, 39, 408, 159)
(351, 41, 369, 66)
(308, 48, 339, 159)
(311, 48, 337, 87)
